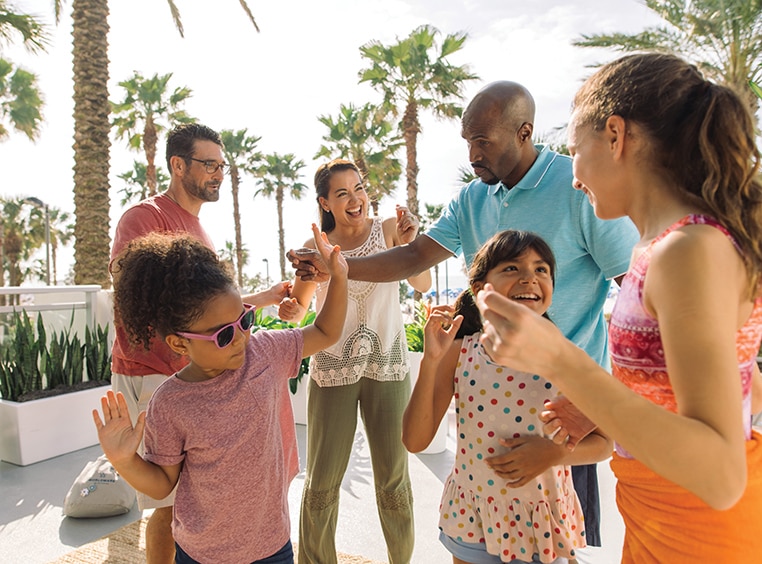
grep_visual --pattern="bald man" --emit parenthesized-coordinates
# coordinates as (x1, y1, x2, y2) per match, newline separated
(291, 81, 639, 553)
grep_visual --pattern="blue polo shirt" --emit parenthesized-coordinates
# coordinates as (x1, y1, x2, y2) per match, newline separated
(425, 144, 639, 368)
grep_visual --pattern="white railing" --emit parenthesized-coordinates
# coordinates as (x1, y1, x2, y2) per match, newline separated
(0, 286, 111, 339)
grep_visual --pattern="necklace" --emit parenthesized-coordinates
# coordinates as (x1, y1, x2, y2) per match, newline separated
(163, 191, 180, 205)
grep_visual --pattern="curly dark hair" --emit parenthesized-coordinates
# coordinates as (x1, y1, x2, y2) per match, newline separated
(111, 232, 236, 350)
(455, 230, 556, 338)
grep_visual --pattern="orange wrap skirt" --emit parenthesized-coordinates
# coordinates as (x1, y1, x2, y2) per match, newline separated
(611, 430, 762, 563)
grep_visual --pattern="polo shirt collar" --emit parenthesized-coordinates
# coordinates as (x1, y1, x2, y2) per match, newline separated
(486, 144, 555, 195)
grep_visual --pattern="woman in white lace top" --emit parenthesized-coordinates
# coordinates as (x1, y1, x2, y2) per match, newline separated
(278, 159, 431, 564)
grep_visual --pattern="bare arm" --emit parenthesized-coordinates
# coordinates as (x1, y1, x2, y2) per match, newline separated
(92, 391, 181, 500)
(289, 234, 452, 283)
(278, 239, 317, 323)
(402, 306, 462, 453)
(300, 225, 348, 358)
(351, 234, 450, 282)
(388, 207, 433, 293)
(752, 361, 762, 415)
(476, 227, 751, 510)
(277, 277, 315, 323)
(242, 281, 292, 309)
(485, 430, 612, 488)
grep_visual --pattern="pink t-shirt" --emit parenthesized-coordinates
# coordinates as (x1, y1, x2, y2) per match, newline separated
(144, 328, 303, 563)
(110, 193, 216, 376)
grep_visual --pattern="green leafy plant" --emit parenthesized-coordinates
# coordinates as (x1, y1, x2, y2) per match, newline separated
(750, 80, 762, 100)
(404, 301, 429, 353)
(252, 308, 316, 394)
(86, 324, 113, 383)
(0, 310, 111, 402)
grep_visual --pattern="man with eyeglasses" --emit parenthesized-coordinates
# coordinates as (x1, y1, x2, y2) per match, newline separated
(109, 123, 290, 564)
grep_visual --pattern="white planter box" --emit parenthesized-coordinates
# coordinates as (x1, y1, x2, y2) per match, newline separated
(408, 351, 448, 454)
(290, 378, 308, 426)
(0, 385, 109, 466)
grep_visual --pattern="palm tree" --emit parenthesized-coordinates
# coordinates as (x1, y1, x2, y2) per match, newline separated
(0, 2, 48, 140)
(0, 60, 44, 141)
(52, 0, 259, 286)
(67, 0, 112, 287)
(574, 0, 762, 123)
(0, 198, 45, 293)
(220, 129, 262, 287)
(47, 207, 74, 285)
(116, 160, 170, 206)
(0, 1, 48, 49)
(455, 164, 477, 186)
(254, 153, 308, 281)
(359, 25, 478, 217)
(315, 102, 403, 215)
(111, 71, 194, 196)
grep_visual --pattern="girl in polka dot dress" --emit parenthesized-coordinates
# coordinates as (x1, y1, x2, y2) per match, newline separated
(402, 230, 612, 564)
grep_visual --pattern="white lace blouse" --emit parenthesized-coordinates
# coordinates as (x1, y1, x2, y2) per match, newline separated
(311, 217, 410, 387)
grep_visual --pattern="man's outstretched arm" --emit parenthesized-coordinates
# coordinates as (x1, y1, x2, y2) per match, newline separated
(288, 234, 452, 283)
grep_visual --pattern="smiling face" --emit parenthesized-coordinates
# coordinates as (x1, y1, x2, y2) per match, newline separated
(567, 111, 627, 220)
(180, 139, 225, 203)
(170, 288, 251, 380)
(472, 247, 553, 316)
(318, 168, 368, 227)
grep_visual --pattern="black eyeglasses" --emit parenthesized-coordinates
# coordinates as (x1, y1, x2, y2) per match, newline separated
(176, 304, 256, 348)
(188, 157, 228, 174)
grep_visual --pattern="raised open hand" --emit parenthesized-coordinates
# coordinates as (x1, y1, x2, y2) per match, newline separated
(396, 205, 420, 245)
(423, 305, 463, 361)
(92, 390, 145, 465)
(311, 223, 347, 280)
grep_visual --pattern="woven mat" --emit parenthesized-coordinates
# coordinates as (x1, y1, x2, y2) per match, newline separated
(50, 517, 384, 563)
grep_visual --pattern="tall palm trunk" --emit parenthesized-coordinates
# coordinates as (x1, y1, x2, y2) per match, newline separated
(353, 154, 379, 216)
(276, 186, 286, 281)
(51, 240, 59, 285)
(402, 99, 420, 217)
(230, 164, 244, 287)
(72, 0, 112, 287)
(144, 113, 158, 196)
(403, 99, 422, 301)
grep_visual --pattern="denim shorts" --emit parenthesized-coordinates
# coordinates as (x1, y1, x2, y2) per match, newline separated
(175, 539, 294, 564)
(439, 531, 568, 564)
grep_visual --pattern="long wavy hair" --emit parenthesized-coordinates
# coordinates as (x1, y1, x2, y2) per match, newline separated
(572, 52, 762, 295)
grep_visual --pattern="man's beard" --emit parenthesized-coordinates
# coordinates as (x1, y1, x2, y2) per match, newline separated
(183, 175, 220, 202)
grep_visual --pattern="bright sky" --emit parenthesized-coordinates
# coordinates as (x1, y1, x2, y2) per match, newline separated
(4, 0, 660, 288)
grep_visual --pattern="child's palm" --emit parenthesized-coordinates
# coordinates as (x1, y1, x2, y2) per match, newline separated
(312, 224, 348, 278)
(92, 391, 145, 464)
(423, 306, 462, 359)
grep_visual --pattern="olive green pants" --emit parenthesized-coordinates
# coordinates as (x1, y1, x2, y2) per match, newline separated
(299, 376, 414, 564)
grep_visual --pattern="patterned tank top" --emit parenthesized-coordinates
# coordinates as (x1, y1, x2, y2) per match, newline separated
(608, 214, 762, 458)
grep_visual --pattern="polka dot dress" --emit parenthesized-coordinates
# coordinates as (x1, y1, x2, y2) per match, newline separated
(438, 334, 586, 563)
